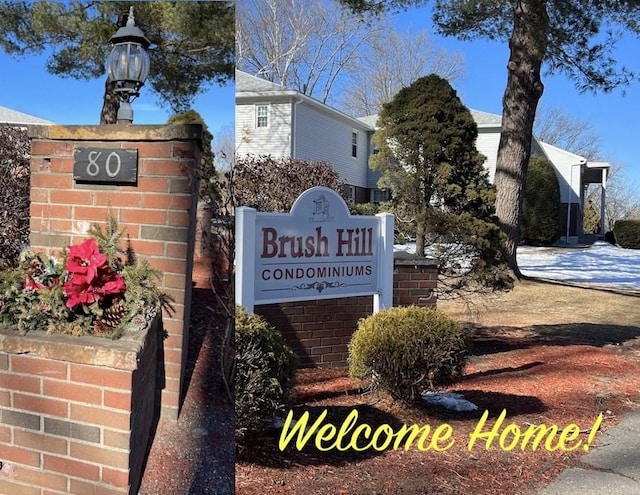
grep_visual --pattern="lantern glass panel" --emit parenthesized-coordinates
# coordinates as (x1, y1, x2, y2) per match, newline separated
(107, 42, 150, 84)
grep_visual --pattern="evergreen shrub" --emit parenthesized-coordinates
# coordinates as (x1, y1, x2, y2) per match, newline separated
(613, 220, 640, 249)
(370, 74, 508, 290)
(235, 306, 296, 440)
(349, 306, 468, 403)
(348, 202, 381, 216)
(604, 230, 616, 245)
(521, 156, 562, 245)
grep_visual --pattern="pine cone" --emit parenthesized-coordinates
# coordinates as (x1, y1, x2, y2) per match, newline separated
(97, 300, 129, 331)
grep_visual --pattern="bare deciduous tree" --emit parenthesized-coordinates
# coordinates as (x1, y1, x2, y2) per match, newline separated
(534, 106, 602, 160)
(213, 123, 235, 171)
(340, 25, 465, 117)
(236, 0, 379, 105)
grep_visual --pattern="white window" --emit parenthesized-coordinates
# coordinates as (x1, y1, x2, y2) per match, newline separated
(348, 185, 356, 203)
(371, 188, 389, 204)
(256, 104, 269, 128)
(351, 130, 358, 158)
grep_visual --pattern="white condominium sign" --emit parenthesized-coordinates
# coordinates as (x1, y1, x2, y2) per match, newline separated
(235, 187, 394, 313)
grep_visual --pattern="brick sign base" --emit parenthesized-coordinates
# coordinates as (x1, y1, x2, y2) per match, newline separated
(256, 256, 438, 367)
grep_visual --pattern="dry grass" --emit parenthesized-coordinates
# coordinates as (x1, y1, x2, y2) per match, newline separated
(439, 278, 640, 329)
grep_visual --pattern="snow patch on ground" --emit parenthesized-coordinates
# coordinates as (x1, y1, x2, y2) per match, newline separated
(421, 392, 478, 412)
(518, 242, 640, 289)
(395, 241, 640, 290)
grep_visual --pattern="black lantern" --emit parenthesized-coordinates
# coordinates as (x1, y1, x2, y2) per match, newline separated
(106, 6, 151, 123)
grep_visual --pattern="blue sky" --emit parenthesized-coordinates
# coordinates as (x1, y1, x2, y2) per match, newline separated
(0, 49, 234, 137)
(393, 5, 640, 189)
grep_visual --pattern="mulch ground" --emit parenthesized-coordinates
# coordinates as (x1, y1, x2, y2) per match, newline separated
(138, 256, 234, 495)
(136, 259, 640, 495)
(236, 281, 640, 495)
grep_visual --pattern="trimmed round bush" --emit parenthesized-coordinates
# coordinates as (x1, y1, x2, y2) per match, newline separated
(349, 306, 468, 403)
(613, 219, 640, 249)
(235, 306, 296, 441)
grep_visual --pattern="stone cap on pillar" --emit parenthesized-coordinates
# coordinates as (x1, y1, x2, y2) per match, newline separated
(393, 250, 438, 268)
(27, 124, 203, 147)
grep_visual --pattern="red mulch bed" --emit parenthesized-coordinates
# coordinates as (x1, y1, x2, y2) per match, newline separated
(138, 255, 234, 494)
(236, 326, 640, 495)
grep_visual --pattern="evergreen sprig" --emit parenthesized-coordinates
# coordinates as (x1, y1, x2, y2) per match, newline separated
(87, 213, 126, 270)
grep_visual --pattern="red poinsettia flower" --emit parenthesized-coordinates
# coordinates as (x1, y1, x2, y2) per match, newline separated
(95, 269, 127, 296)
(62, 238, 126, 310)
(66, 238, 107, 283)
(63, 279, 98, 308)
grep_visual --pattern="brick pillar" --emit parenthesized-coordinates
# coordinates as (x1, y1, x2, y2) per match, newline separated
(392, 254, 438, 307)
(27, 124, 201, 420)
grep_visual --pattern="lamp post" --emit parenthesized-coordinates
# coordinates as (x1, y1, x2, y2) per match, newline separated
(106, 6, 151, 124)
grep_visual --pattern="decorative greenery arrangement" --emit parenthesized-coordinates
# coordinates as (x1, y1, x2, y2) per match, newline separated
(0, 216, 166, 339)
(349, 306, 468, 403)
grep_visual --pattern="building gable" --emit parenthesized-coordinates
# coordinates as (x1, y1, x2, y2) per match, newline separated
(0, 106, 54, 126)
(236, 70, 374, 189)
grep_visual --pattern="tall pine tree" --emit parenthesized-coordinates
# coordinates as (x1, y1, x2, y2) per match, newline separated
(341, 0, 640, 275)
(0, 1, 234, 123)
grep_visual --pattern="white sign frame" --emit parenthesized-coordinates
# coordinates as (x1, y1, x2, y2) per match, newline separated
(235, 186, 394, 314)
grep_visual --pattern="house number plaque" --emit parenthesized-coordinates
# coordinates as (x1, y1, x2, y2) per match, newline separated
(73, 148, 138, 184)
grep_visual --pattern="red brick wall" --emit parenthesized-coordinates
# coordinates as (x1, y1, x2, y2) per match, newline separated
(257, 296, 373, 368)
(255, 257, 437, 367)
(0, 316, 161, 495)
(27, 124, 201, 420)
(393, 257, 438, 307)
